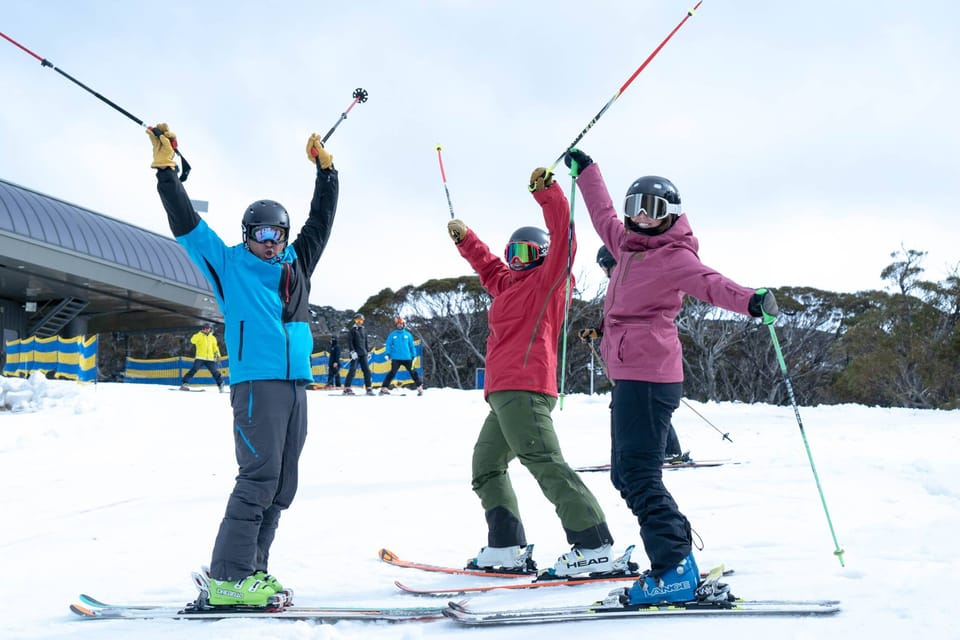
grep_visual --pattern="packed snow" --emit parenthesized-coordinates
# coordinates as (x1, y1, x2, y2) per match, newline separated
(1, 376, 957, 639)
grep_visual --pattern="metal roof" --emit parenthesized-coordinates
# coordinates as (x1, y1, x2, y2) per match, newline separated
(0, 177, 209, 290)
(0, 177, 220, 334)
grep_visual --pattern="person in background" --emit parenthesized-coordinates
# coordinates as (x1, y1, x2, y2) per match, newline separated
(565, 147, 778, 606)
(180, 323, 225, 392)
(325, 336, 342, 389)
(343, 313, 373, 395)
(581, 246, 688, 463)
(380, 317, 424, 396)
(446, 166, 627, 580)
(148, 124, 339, 607)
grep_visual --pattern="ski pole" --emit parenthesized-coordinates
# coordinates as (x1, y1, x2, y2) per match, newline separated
(759, 297, 845, 567)
(1, 31, 193, 181)
(435, 145, 456, 219)
(321, 88, 369, 144)
(548, 1, 703, 173)
(679, 398, 732, 442)
(557, 164, 580, 410)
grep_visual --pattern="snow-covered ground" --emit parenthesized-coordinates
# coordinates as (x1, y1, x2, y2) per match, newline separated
(1, 376, 957, 639)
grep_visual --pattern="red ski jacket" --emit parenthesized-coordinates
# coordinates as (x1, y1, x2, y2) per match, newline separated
(455, 182, 574, 398)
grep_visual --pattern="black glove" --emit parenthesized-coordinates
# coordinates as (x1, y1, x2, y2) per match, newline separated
(563, 148, 593, 177)
(748, 288, 779, 319)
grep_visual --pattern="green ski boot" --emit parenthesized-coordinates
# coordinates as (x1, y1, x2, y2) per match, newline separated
(253, 570, 293, 601)
(207, 574, 277, 607)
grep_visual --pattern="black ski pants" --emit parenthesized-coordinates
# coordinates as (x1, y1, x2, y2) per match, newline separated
(182, 358, 223, 385)
(609, 379, 691, 576)
(344, 355, 371, 390)
(326, 361, 341, 387)
(381, 359, 422, 388)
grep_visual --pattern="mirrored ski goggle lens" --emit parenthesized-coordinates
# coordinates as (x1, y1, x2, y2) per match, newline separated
(251, 225, 287, 244)
(624, 193, 677, 220)
(505, 241, 541, 266)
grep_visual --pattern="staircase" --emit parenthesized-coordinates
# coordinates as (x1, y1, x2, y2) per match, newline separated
(27, 297, 89, 338)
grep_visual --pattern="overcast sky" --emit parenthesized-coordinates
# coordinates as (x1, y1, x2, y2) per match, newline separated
(3, 1, 958, 311)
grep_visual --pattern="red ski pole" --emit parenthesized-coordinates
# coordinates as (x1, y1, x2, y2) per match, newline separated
(549, 1, 703, 172)
(321, 88, 369, 144)
(435, 145, 456, 219)
(1, 31, 193, 181)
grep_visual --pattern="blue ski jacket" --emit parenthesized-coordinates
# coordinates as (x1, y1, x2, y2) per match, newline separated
(156, 165, 338, 383)
(384, 328, 417, 361)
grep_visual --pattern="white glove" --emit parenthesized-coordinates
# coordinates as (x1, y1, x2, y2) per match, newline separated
(350, 350, 358, 360)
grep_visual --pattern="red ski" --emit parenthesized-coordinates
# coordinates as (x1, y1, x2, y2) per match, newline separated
(378, 548, 535, 578)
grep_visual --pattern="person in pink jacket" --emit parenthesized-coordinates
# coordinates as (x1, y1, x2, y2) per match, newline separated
(564, 148, 778, 605)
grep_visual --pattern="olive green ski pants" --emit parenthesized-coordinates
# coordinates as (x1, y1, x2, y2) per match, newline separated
(471, 390, 612, 548)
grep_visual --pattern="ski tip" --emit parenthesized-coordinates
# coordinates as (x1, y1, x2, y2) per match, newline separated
(77, 594, 105, 607)
(378, 548, 399, 562)
(70, 603, 96, 617)
(446, 600, 469, 612)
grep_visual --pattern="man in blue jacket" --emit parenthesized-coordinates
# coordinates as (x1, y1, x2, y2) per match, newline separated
(380, 317, 424, 395)
(148, 124, 338, 607)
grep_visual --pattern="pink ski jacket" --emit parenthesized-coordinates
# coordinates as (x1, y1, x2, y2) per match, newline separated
(576, 163, 756, 383)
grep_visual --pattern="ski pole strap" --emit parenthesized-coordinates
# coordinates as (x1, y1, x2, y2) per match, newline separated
(178, 152, 192, 182)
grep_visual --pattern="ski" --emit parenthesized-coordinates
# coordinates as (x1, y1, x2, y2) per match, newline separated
(378, 547, 537, 578)
(574, 459, 732, 473)
(442, 597, 841, 625)
(71, 598, 452, 621)
(394, 565, 735, 597)
(393, 569, 733, 597)
(79, 593, 169, 610)
(382, 546, 733, 596)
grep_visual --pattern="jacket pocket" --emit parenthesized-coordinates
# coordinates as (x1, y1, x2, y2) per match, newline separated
(237, 320, 245, 361)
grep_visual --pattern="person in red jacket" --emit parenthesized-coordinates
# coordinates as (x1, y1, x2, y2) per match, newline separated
(446, 167, 626, 579)
(565, 148, 779, 605)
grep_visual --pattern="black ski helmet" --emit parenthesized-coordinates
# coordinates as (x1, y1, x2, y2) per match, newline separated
(242, 200, 290, 242)
(505, 226, 549, 271)
(624, 176, 680, 205)
(596, 245, 616, 275)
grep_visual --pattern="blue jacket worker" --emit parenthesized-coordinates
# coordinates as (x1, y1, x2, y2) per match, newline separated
(380, 317, 424, 395)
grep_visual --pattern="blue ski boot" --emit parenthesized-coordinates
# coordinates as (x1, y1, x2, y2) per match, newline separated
(627, 552, 699, 605)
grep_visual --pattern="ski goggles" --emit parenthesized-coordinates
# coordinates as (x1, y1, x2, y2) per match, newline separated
(623, 193, 681, 221)
(505, 241, 544, 268)
(250, 225, 287, 244)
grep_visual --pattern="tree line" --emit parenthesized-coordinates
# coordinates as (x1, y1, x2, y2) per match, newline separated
(99, 248, 959, 409)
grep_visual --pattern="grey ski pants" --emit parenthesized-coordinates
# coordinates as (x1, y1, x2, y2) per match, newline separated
(210, 380, 308, 580)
